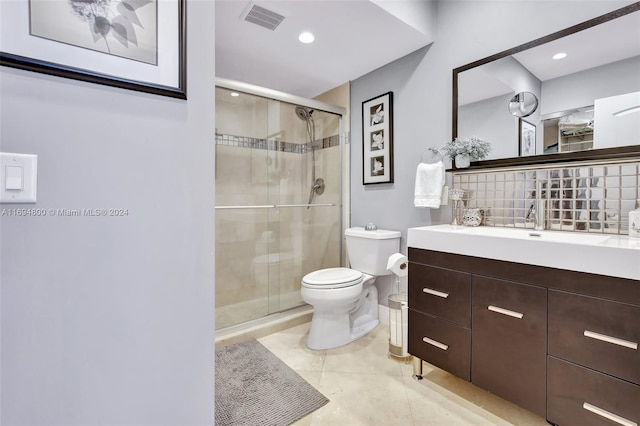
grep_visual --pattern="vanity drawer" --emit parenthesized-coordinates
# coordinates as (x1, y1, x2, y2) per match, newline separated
(408, 309, 470, 381)
(472, 275, 547, 418)
(548, 356, 640, 426)
(549, 290, 640, 385)
(408, 263, 471, 327)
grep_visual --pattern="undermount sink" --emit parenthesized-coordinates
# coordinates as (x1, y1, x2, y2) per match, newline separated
(407, 224, 639, 280)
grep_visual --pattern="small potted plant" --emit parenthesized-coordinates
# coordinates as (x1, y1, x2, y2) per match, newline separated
(442, 137, 491, 168)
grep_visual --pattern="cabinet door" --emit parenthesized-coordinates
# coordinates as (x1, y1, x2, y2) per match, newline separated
(472, 276, 547, 418)
(408, 263, 471, 327)
(408, 309, 471, 381)
(549, 290, 640, 385)
(548, 356, 640, 426)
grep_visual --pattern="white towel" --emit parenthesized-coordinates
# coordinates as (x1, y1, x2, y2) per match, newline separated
(414, 161, 445, 208)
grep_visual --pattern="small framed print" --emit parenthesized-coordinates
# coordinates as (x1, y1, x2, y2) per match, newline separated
(519, 119, 536, 156)
(362, 92, 393, 184)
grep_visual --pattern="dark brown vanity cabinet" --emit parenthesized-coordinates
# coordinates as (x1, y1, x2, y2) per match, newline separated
(547, 290, 640, 426)
(547, 357, 640, 426)
(408, 263, 471, 380)
(408, 248, 640, 425)
(472, 276, 547, 417)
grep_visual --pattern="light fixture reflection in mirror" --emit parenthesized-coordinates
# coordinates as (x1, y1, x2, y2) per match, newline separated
(508, 92, 539, 117)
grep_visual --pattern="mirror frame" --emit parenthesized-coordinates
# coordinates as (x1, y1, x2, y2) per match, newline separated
(452, 2, 640, 170)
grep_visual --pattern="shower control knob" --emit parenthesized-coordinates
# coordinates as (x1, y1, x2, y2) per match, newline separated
(364, 223, 377, 231)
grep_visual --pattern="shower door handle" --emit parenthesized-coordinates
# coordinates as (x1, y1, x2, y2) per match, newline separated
(216, 204, 335, 210)
(276, 204, 335, 208)
(215, 205, 275, 210)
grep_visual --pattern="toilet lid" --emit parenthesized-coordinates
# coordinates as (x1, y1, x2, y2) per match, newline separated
(302, 267, 363, 289)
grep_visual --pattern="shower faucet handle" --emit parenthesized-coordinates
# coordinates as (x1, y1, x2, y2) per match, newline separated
(364, 223, 378, 231)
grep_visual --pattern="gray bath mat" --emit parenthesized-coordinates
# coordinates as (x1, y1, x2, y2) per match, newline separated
(215, 340, 329, 426)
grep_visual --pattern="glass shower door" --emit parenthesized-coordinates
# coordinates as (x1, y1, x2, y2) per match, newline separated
(215, 86, 342, 329)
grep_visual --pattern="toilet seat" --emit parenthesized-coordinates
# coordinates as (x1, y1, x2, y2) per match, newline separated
(302, 267, 363, 289)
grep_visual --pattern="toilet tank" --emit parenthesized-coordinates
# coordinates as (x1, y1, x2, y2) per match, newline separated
(345, 227, 401, 276)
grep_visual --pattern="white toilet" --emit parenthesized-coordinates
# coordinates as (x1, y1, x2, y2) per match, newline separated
(301, 227, 401, 350)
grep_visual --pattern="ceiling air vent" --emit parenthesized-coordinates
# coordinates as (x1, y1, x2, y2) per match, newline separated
(242, 4, 285, 31)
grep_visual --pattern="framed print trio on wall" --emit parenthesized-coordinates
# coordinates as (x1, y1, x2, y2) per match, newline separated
(362, 91, 394, 185)
(0, 0, 186, 99)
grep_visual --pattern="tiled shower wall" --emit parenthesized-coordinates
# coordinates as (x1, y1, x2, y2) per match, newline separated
(215, 133, 341, 152)
(452, 159, 640, 235)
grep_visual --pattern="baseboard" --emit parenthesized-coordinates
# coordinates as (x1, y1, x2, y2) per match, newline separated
(378, 304, 389, 325)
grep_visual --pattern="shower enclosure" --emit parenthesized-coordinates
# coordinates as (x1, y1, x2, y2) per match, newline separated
(215, 79, 345, 329)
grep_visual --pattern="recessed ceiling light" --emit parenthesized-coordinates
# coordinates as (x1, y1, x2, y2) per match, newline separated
(298, 32, 315, 44)
(552, 52, 567, 60)
(230, 92, 240, 97)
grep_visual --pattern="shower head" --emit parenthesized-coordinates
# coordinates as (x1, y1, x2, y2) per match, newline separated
(295, 106, 314, 121)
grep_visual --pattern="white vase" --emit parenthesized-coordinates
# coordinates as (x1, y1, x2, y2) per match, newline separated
(455, 154, 470, 168)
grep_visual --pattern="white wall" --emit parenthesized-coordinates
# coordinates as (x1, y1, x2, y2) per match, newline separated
(350, 0, 636, 256)
(0, 1, 216, 425)
(594, 91, 640, 149)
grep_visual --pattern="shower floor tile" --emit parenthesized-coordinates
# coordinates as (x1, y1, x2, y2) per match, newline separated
(258, 323, 547, 426)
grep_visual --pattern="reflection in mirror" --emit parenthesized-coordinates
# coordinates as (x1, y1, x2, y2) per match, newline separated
(542, 107, 594, 154)
(453, 3, 640, 167)
(508, 92, 538, 117)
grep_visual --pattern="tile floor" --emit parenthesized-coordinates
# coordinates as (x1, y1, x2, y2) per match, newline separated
(258, 322, 549, 426)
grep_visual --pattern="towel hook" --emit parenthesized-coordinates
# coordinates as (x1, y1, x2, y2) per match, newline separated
(420, 147, 443, 164)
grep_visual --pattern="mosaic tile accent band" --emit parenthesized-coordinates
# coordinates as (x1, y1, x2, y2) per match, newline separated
(215, 133, 342, 153)
(452, 160, 640, 235)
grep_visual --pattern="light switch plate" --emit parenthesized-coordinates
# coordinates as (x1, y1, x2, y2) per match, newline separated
(0, 152, 38, 203)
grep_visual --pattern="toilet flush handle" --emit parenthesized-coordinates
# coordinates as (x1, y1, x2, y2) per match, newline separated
(364, 223, 377, 231)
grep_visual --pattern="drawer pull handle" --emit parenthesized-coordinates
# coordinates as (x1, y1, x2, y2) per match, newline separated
(584, 330, 638, 350)
(422, 337, 449, 351)
(583, 402, 637, 426)
(487, 305, 524, 319)
(423, 288, 449, 298)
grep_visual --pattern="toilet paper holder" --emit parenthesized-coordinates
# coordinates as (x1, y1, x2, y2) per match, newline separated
(386, 253, 412, 362)
(387, 253, 408, 277)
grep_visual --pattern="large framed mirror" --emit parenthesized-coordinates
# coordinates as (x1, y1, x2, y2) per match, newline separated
(452, 2, 640, 169)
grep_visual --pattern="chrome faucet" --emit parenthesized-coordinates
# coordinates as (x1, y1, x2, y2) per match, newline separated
(533, 180, 546, 231)
(526, 203, 536, 223)
(526, 180, 546, 230)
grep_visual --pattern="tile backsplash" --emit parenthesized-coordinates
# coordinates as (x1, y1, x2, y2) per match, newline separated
(452, 159, 640, 235)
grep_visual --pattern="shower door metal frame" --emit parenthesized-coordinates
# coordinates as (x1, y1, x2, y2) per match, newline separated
(216, 78, 346, 116)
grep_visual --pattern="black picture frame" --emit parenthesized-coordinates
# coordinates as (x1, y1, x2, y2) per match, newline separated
(0, 0, 187, 100)
(519, 119, 536, 156)
(362, 92, 394, 184)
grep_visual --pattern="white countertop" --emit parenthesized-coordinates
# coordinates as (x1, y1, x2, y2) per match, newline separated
(407, 224, 640, 280)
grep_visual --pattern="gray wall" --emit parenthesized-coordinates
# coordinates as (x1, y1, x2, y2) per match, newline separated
(0, 1, 215, 425)
(350, 0, 636, 255)
(542, 56, 640, 114)
(458, 94, 519, 159)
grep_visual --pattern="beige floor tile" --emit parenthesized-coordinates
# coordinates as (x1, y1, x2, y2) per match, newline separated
(258, 323, 326, 372)
(312, 372, 413, 426)
(322, 324, 405, 376)
(258, 320, 548, 426)
(408, 363, 547, 425)
(404, 374, 510, 425)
